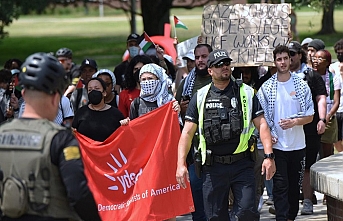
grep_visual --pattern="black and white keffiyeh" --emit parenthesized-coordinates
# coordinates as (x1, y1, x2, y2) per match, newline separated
(256, 73, 314, 138)
(181, 67, 196, 97)
(139, 63, 174, 107)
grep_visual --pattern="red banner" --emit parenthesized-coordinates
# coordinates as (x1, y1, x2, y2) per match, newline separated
(76, 102, 194, 221)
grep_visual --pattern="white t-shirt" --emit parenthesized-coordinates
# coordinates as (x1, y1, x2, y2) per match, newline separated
(273, 78, 306, 151)
(321, 70, 341, 114)
(329, 62, 343, 113)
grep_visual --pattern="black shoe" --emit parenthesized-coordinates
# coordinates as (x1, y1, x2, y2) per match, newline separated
(269, 205, 275, 215)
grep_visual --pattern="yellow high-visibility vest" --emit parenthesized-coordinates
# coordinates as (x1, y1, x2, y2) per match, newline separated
(196, 82, 255, 164)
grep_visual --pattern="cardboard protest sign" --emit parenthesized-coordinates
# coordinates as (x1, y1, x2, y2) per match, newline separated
(176, 36, 198, 67)
(202, 4, 291, 66)
(177, 36, 199, 57)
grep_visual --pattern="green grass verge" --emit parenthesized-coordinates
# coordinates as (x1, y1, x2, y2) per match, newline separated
(1, 5, 342, 70)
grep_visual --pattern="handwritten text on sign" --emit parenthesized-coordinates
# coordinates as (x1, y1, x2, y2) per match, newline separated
(202, 4, 291, 66)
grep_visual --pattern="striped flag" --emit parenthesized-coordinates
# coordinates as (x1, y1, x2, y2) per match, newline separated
(174, 16, 188, 30)
(139, 32, 154, 53)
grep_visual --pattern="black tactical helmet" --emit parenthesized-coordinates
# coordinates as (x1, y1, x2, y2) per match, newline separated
(19, 52, 69, 95)
(55, 47, 72, 58)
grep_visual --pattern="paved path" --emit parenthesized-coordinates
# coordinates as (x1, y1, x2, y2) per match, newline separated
(176, 192, 327, 220)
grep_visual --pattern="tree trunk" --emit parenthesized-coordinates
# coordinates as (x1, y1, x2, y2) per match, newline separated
(141, 0, 173, 36)
(318, 0, 336, 34)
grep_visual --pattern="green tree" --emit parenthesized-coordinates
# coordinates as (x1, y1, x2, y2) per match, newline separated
(0, 0, 52, 38)
(314, 0, 336, 34)
(295, 0, 336, 34)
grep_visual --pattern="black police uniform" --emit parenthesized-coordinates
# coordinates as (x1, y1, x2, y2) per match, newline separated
(185, 80, 263, 220)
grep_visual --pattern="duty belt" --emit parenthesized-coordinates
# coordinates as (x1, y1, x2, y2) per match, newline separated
(213, 150, 249, 164)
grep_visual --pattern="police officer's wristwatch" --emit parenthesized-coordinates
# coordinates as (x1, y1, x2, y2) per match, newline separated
(319, 118, 327, 124)
(264, 153, 275, 160)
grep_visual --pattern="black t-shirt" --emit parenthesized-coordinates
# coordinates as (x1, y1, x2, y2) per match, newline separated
(72, 106, 124, 142)
(70, 63, 80, 80)
(106, 94, 118, 108)
(185, 80, 263, 155)
(113, 60, 129, 90)
(303, 69, 327, 135)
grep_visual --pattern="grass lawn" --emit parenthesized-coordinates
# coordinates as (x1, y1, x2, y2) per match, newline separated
(0, 5, 342, 70)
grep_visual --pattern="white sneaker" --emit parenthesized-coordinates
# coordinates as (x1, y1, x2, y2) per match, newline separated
(258, 195, 264, 212)
(301, 199, 313, 215)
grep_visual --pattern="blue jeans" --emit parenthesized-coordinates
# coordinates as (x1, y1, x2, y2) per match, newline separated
(188, 164, 207, 221)
(264, 179, 273, 199)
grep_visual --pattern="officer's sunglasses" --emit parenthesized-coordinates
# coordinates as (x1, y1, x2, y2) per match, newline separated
(211, 61, 231, 68)
(290, 51, 298, 57)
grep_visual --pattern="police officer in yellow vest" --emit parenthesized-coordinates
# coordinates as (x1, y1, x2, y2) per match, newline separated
(0, 53, 101, 221)
(176, 49, 276, 220)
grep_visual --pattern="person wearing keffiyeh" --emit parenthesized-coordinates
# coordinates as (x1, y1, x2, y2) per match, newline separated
(175, 44, 213, 122)
(129, 63, 180, 121)
(174, 44, 213, 221)
(256, 45, 314, 221)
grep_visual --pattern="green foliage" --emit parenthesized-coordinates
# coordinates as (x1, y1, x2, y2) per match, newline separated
(0, 0, 53, 38)
(0, 0, 21, 38)
(294, 0, 339, 11)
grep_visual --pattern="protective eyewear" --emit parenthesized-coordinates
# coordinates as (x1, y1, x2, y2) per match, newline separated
(58, 58, 69, 64)
(211, 61, 231, 68)
(289, 51, 298, 57)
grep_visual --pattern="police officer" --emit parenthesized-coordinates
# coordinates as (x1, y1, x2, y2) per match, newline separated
(0, 53, 101, 221)
(176, 49, 276, 220)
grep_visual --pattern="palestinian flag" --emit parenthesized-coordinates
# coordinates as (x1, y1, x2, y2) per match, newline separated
(174, 16, 188, 30)
(139, 32, 153, 53)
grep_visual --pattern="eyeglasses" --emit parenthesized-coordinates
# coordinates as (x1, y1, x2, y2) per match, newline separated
(211, 61, 231, 68)
(311, 57, 326, 62)
(290, 51, 298, 57)
(58, 58, 69, 64)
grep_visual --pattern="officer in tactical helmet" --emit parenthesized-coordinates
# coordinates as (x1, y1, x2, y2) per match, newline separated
(0, 52, 100, 221)
(55, 47, 80, 81)
(56, 47, 81, 99)
(176, 49, 276, 221)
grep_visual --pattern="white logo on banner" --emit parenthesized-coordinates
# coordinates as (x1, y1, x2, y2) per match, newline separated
(105, 149, 143, 194)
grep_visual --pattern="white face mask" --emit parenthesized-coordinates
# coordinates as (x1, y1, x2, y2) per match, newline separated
(140, 80, 159, 96)
(128, 46, 140, 58)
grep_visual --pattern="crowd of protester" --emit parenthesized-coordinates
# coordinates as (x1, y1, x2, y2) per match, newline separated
(1, 30, 343, 221)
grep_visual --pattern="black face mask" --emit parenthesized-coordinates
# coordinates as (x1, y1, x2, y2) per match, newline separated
(195, 67, 209, 76)
(133, 69, 140, 83)
(88, 90, 103, 105)
(337, 54, 343, 62)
